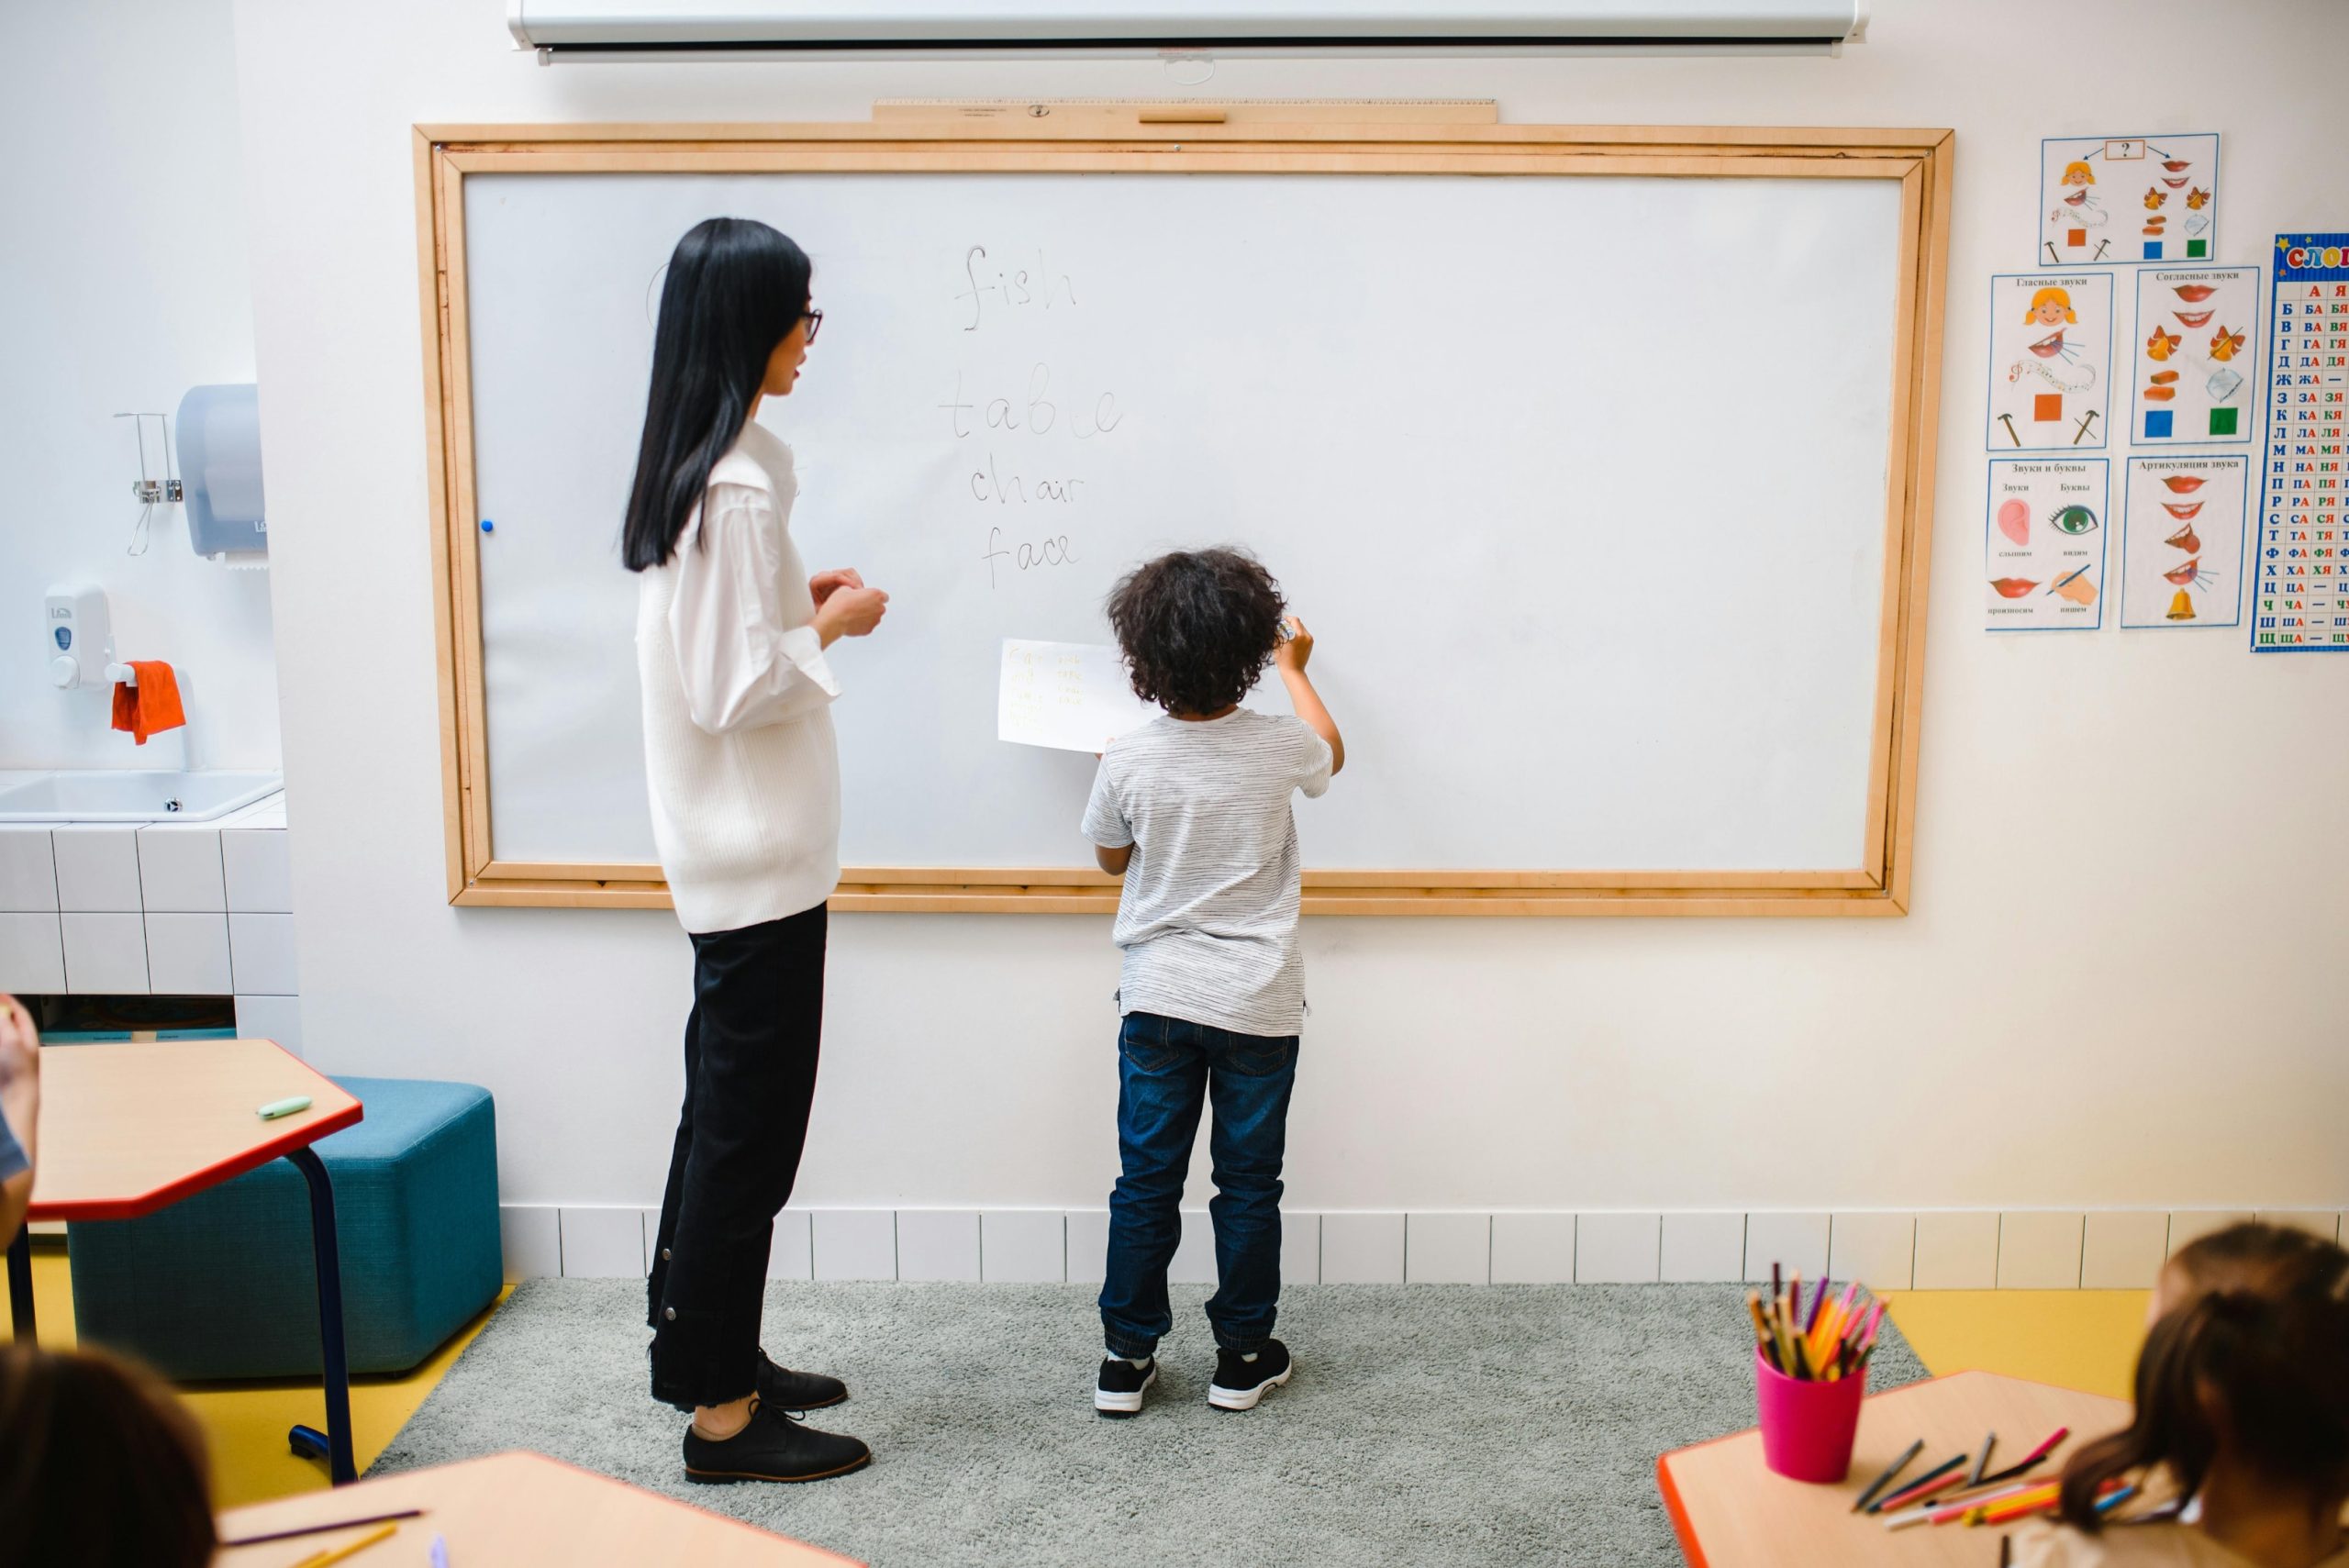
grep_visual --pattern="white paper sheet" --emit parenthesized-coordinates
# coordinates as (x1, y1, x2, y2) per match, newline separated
(996, 639, 1158, 752)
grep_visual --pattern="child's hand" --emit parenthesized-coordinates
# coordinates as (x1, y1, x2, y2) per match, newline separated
(1275, 617, 1314, 673)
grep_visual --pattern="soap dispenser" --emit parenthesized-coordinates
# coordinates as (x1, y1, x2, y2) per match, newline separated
(44, 585, 114, 691)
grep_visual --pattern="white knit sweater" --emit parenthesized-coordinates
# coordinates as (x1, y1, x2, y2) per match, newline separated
(636, 423, 841, 934)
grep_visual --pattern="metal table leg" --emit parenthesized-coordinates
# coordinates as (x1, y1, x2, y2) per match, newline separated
(6, 1224, 32, 1342)
(284, 1146, 356, 1484)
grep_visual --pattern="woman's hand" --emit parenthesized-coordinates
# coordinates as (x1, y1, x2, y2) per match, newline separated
(808, 568, 864, 606)
(812, 584, 889, 648)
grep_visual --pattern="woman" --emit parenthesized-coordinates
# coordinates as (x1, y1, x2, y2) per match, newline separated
(626, 217, 887, 1485)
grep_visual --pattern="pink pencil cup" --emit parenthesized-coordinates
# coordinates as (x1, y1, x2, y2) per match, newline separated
(1753, 1347, 1868, 1483)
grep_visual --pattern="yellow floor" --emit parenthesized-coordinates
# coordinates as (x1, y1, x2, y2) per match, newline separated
(3, 1248, 2147, 1512)
(1880, 1288, 2150, 1401)
(4, 1246, 506, 1509)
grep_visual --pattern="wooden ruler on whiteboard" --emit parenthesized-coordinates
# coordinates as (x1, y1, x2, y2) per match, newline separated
(873, 98, 1497, 128)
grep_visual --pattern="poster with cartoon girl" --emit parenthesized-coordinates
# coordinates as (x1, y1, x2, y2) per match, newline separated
(2040, 133, 2219, 266)
(1987, 274, 2111, 450)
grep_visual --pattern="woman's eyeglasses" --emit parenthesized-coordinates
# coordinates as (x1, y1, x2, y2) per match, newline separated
(801, 307, 823, 343)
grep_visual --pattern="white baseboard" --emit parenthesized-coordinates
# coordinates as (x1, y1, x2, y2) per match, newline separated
(498, 1205, 2345, 1289)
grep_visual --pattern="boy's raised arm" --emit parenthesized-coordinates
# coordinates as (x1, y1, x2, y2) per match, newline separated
(1275, 617, 1344, 775)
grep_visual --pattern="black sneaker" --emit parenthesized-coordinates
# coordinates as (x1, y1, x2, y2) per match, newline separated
(1094, 1354, 1158, 1418)
(758, 1351, 847, 1411)
(682, 1398, 872, 1484)
(1208, 1340, 1293, 1411)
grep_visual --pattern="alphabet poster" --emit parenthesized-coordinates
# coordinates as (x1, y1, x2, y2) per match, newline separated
(2041, 133, 2220, 267)
(1987, 272, 2112, 450)
(2254, 234, 2349, 651)
(2120, 455, 2249, 628)
(1986, 458, 2109, 630)
(2130, 266, 2260, 445)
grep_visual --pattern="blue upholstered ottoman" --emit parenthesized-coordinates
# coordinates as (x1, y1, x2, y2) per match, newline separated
(66, 1076, 501, 1379)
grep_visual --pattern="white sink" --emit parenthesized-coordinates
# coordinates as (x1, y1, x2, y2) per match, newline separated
(0, 770, 283, 823)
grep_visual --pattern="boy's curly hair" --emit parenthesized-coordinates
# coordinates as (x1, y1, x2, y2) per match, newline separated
(1106, 548, 1286, 717)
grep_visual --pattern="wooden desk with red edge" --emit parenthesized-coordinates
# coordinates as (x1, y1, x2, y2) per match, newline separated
(216, 1451, 863, 1566)
(5, 1039, 366, 1482)
(1656, 1370, 2132, 1566)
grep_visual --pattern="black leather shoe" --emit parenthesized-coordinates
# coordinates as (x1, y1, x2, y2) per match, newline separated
(758, 1351, 847, 1410)
(683, 1398, 871, 1484)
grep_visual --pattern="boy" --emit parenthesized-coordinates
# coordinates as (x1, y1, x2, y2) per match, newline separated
(1081, 547, 1345, 1418)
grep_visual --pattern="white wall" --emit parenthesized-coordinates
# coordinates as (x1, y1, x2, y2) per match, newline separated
(1, 0, 279, 772)
(230, 0, 2349, 1216)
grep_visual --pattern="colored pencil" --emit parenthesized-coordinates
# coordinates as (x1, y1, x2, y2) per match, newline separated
(1978, 1426, 2068, 1485)
(1886, 1481, 2036, 1529)
(1870, 1453, 1968, 1513)
(1968, 1431, 1998, 1486)
(289, 1522, 399, 1568)
(220, 1512, 426, 1549)
(1746, 1291, 1782, 1370)
(1852, 1438, 1925, 1512)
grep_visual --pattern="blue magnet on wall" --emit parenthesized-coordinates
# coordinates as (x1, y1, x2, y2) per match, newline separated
(480, 518, 494, 533)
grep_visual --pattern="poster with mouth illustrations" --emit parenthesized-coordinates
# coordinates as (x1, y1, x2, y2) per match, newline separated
(2120, 456, 2249, 628)
(1987, 458, 2109, 630)
(2130, 266, 2260, 445)
(1987, 273, 2112, 450)
(2041, 133, 2219, 267)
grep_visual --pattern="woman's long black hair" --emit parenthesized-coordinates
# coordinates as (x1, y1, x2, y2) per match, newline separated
(621, 217, 811, 572)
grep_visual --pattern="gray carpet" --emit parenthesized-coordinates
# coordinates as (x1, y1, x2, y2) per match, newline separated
(373, 1281, 1925, 1565)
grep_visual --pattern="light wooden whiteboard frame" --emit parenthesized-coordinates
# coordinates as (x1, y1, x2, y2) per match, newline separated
(416, 119, 1953, 916)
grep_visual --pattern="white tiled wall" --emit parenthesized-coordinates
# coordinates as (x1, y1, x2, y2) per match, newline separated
(896, 1209, 982, 1282)
(0, 914, 65, 994)
(1829, 1213, 1918, 1290)
(1405, 1213, 1491, 1284)
(1744, 1213, 1831, 1284)
(1575, 1213, 1662, 1284)
(137, 828, 226, 912)
(0, 801, 298, 1027)
(0, 831, 58, 911)
(222, 828, 292, 911)
(52, 827, 142, 912)
(2082, 1212, 2171, 1290)
(767, 1210, 814, 1281)
(1914, 1212, 2002, 1290)
(495, 1204, 2349, 1284)
(1319, 1211, 1406, 1284)
(61, 913, 147, 993)
(980, 1209, 1066, 1283)
(144, 912, 231, 994)
(1659, 1213, 1745, 1284)
(1491, 1213, 1578, 1284)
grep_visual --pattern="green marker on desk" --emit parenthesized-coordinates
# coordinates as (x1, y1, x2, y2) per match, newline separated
(257, 1095, 313, 1120)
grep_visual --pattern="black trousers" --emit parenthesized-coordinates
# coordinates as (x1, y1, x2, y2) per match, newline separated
(646, 904, 827, 1409)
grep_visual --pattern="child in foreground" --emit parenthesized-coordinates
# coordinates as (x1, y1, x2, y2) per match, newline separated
(1081, 548, 1343, 1418)
(0, 1344, 217, 1568)
(2013, 1220, 2349, 1567)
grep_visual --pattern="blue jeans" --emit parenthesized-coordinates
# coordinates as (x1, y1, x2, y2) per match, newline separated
(1100, 1010, 1299, 1359)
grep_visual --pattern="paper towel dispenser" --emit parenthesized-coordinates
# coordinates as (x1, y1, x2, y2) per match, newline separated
(176, 384, 266, 562)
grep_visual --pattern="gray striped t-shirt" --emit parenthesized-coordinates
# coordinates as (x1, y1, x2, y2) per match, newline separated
(1083, 707, 1334, 1037)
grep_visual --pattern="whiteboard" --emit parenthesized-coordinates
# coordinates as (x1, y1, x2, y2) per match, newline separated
(460, 166, 1902, 875)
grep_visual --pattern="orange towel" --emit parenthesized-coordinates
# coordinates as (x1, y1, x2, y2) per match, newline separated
(110, 661, 186, 746)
